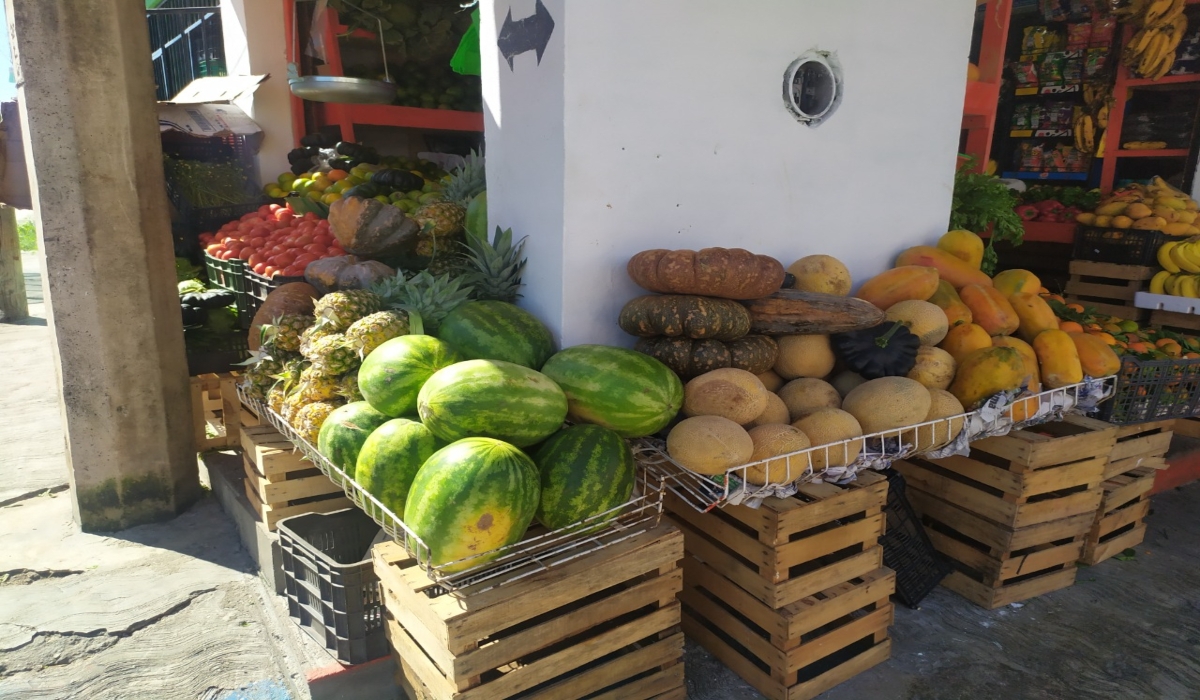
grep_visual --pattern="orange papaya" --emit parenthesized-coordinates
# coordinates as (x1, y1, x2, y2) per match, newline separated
(1068, 332, 1121, 378)
(1033, 329, 1083, 388)
(939, 322, 993, 364)
(937, 230, 985, 270)
(993, 269, 1042, 297)
(926, 280, 973, 327)
(992, 335, 1041, 391)
(855, 266, 939, 311)
(1009, 292, 1059, 343)
(949, 346, 1030, 409)
(959, 284, 1020, 336)
(896, 246, 993, 289)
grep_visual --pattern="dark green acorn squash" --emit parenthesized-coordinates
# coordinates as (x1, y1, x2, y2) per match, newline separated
(831, 321, 920, 379)
(726, 335, 778, 375)
(618, 295, 751, 341)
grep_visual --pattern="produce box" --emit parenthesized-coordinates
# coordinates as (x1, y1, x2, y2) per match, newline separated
(203, 252, 253, 327)
(189, 371, 249, 452)
(1151, 309, 1200, 333)
(666, 472, 892, 700)
(243, 269, 305, 318)
(1099, 354, 1200, 425)
(1064, 260, 1154, 323)
(374, 523, 686, 700)
(1080, 466, 1157, 565)
(1072, 224, 1166, 266)
(1104, 420, 1173, 481)
(240, 424, 351, 531)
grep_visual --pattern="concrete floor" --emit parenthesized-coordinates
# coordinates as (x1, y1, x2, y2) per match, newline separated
(4, 252, 1200, 699)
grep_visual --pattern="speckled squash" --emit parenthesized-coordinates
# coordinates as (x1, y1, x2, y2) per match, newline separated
(618, 295, 751, 341)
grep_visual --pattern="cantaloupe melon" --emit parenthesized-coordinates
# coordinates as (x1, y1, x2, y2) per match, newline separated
(830, 371, 868, 398)
(787, 255, 852, 296)
(756, 370, 784, 393)
(745, 424, 812, 485)
(683, 368, 769, 425)
(841, 377, 932, 435)
(777, 378, 841, 420)
(774, 335, 835, 380)
(907, 389, 965, 452)
(792, 409, 863, 470)
(906, 346, 957, 390)
(745, 392, 791, 428)
(886, 300, 950, 346)
(666, 416, 754, 475)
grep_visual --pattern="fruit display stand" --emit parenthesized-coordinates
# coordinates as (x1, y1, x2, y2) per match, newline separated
(894, 415, 1116, 609)
(374, 523, 685, 700)
(240, 423, 352, 531)
(1064, 260, 1155, 322)
(190, 371, 251, 452)
(665, 473, 893, 700)
(1135, 291, 1200, 332)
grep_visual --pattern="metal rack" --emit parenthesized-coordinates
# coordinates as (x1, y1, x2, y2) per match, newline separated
(239, 388, 664, 596)
(639, 377, 1116, 513)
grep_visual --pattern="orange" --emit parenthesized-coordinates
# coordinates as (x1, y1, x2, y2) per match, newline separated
(1066, 303, 1085, 313)
(1042, 293, 1065, 303)
(1186, 352, 1200, 359)
(1059, 321, 1084, 333)
(1156, 338, 1177, 348)
(1038, 286, 1050, 294)
(327, 169, 349, 182)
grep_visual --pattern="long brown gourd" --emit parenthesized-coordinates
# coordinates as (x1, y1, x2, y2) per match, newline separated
(743, 289, 885, 335)
(627, 248, 785, 300)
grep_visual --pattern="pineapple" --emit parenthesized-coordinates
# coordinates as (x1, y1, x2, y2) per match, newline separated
(443, 151, 486, 206)
(372, 271, 474, 335)
(240, 356, 284, 401)
(300, 324, 336, 358)
(294, 401, 342, 445)
(262, 314, 313, 353)
(282, 391, 307, 423)
(345, 310, 409, 358)
(338, 372, 364, 403)
(295, 366, 341, 402)
(412, 201, 466, 238)
(313, 290, 383, 332)
(267, 384, 288, 415)
(309, 334, 360, 376)
(462, 227, 527, 303)
(425, 239, 469, 278)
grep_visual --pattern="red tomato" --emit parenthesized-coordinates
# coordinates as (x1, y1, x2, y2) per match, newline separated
(303, 243, 326, 256)
(258, 205, 273, 217)
(237, 247, 254, 261)
(253, 262, 267, 275)
(218, 250, 233, 260)
(263, 266, 277, 277)
(303, 212, 318, 222)
(282, 265, 305, 277)
(205, 243, 222, 255)
(294, 234, 313, 247)
(313, 233, 332, 246)
(293, 253, 318, 266)
(274, 252, 297, 267)
(269, 203, 283, 213)
(247, 253, 264, 267)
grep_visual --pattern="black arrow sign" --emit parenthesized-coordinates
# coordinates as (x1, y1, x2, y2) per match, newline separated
(498, 0, 555, 70)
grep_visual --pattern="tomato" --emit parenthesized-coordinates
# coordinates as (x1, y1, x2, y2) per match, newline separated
(293, 253, 318, 266)
(253, 262, 268, 275)
(258, 205, 273, 217)
(247, 253, 264, 267)
(217, 250, 233, 260)
(237, 247, 254, 261)
(263, 266, 278, 277)
(303, 243, 327, 256)
(295, 234, 314, 247)
(205, 244, 222, 255)
(274, 252, 297, 267)
(282, 265, 305, 277)
(303, 212, 318, 222)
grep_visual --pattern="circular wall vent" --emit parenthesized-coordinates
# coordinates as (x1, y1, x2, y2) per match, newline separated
(783, 51, 843, 127)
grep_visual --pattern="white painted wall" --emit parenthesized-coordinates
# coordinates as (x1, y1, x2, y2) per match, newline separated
(221, 0, 294, 181)
(484, 0, 976, 347)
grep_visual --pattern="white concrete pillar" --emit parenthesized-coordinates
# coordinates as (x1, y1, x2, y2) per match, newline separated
(482, 0, 976, 348)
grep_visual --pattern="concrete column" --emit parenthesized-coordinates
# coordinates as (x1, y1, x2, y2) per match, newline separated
(6, 0, 201, 531)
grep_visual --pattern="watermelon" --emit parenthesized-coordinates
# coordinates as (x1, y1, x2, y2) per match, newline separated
(437, 300, 556, 370)
(539, 345, 683, 438)
(404, 437, 540, 572)
(418, 359, 568, 447)
(465, 191, 487, 240)
(317, 401, 390, 479)
(355, 419, 445, 519)
(533, 425, 636, 530)
(359, 335, 463, 417)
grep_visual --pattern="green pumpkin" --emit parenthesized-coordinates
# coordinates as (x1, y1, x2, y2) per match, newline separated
(618, 295, 751, 341)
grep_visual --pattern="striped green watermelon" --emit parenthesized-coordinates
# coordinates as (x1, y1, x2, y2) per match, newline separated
(404, 437, 540, 571)
(539, 345, 683, 438)
(437, 301, 556, 370)
(418, 359, 567, 447)
(533, 425, 636, 530)
(355, 419, 445, 518)
(317, 401, 390, 479)
(359, 335, 463, 417)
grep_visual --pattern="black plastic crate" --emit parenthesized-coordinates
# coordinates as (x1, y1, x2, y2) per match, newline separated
(161, 131, 263, 218)
(879, 469, 951, 608)
(244, 269, 306, 318)
(1097, 354, 1200, 425)
(1073, 225, 1166, 266)
(203, 252, 254, 329)
(185, 330, 250, 376)
(277, 508, 387, 665)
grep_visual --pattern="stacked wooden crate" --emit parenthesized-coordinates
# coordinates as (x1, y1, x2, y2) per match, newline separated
(374, 523, 686, 700)
(1080, 420, 1173, 564)
(666, 471, 894, 700)
(1063, 260, 1153, 322)
(896, 416, 1116, 609)
(190, 372, 255, 451)
(239, 424, 350, 530)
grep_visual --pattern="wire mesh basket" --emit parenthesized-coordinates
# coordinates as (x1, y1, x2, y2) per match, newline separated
(637, 377, 1116, 513)
(238, 387, 665, 596)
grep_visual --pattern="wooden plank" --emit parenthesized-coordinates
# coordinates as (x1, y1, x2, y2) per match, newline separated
(243, 476, 351, 530)
(682, 609, 787, 700)
(1109, 431, 1173, 463)
(1173, 417, 1200, 440)
(1082, 523, 1147, 565)
(924, 455, 1023, 495)
(1113, 419, 1175, 439)
(769, 479, 888, 541)
(1066, 279, 1138, 302)
(666, 494, 770, 571)
(581, 660, 684, 700)
(1019, 456, 1105, 497)
(1104, 454, 1168, 480)
(679, 583, 787, 672)
(772, 514, 885, 578)
(523, 637, 684, 700)
(783, 604, 892, 673)
(942, 566, 1076, 610)
(769, 547, 882, 609)
(260, 471, 343, 505)
(908, 487, 1095, 552)
(1068, 260, 1156, 280)
(925, 530, 995, 577)
(1151, 309, 1200, 332)
(787, 640, 891, 700)
(894, 461, 1016, 525)
(1011, 487, 1103, 529)
(1101, 468, 1156, 513)
(1096, 498, 1150, 538)
(997, 540, 1083, 582)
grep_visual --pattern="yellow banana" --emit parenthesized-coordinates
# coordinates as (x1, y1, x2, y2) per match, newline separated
(1096, 129, 1107, 158)
(1097, 102, 1110, 129)
(1145, 0, 1177, 28)
(1170, 243, 1200, 272)
(1153, 176, 1188, 198)
(1139, 33, 1170, 76)
(1152, 0, 1187, 29)
(1168, 14, 1189, 50)
(1160, 241, 1183, 272)
(1151, 270, 1172, 294)
(1180, 275, 1199, 298)
(1179, 242, 1200, 271)
(1165, 273, 1182, 295)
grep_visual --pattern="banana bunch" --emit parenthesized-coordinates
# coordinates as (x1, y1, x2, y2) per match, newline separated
(1123, 0, 1189, 80)
(1124, 140, 1170, 149)
(1074, 110, 1100, 155)
(1154, 238, 1200, 297)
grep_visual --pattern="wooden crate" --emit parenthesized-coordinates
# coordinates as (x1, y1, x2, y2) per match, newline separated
(680, 555, 893, 700)
(1105, 420, 1173, 480)
(375, 523, 685, 700)
(239, 424, 350, 530)
(1175, 415, 1200, 440)
(1080, 466, 1157, 565)
(190, 372, 254, 451)
(1064, 260, 1153, 322)
(1150, 309, 1200, 333)
(665, 471, 889, 610)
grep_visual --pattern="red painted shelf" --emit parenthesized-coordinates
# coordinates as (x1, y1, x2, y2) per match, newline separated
(316, 103, 484, 132)
(963, 80, 999, 118)
(1020, 221, 1076, 244)
(1125, 73, 1200, 87)
(1114, 148, 1190, 158)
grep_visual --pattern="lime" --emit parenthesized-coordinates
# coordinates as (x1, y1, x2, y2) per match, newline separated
(292, 179, 312, 194)
(374, 195, 391, 204)
(406, 190, 423, 200)
(418, 192, 443, 204)
(277, 172, 297, 188)
(306, 191, 323, 202)
(321, 192, 342, 204)
(344, 175, 365, 187)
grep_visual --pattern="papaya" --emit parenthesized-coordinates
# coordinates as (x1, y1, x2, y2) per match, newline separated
(939, 322, 993, 364)
(948, 346, 1030, 409)
(926, 280, 973, 327)
(1033, 329, 1083, 388)
(1068, 332, 1121, 378)
(959, 284, 1020, 336)
(1009, 394, 1042, 423)
(1009, 292, 1059, 343)
(895, 246, 993, 289)
(937, 230, 985, 270)
(992, 269, 1042, 297)
(855, 266, 939, 311)
(992, 335, 1041, 390)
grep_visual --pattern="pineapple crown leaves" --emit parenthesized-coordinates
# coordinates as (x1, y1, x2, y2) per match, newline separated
(464, 226, 527, 302)
(444, 150, 486, 206)
(372, 270, 474, 335)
